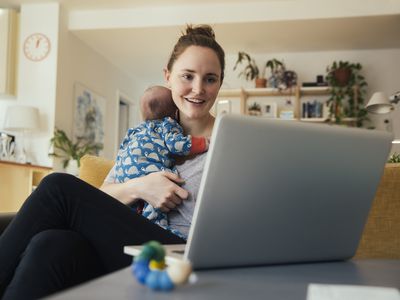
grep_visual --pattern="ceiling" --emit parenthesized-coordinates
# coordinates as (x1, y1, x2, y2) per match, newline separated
(3, 0, 283, 10)
(72, 15, 400, 80)
(2, 0, 400, 81)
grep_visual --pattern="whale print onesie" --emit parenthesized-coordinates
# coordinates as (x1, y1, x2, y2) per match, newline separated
(114, 116, 207, 238)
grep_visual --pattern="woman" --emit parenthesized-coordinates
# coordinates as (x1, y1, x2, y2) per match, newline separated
(0, 24, 225, 299)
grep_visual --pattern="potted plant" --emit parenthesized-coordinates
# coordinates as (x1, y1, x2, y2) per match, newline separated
(234, 53, 287, 89)
(265, 58, 285, 89)
(233, 52, 266, 88)
(49, 128, 103, 174)
(388, 152, 400, 163)
(248, 102, 262, 116)
(325, 60, 368, 126)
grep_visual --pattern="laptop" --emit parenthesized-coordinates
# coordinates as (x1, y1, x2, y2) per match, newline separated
(124, 114, 393, 269)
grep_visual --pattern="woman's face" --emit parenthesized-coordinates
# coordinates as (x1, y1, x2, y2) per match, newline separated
(165, 46, 222, 121)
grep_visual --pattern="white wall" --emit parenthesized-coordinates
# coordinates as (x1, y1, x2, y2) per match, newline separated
(55, 6, 137, 168)
(0, 3, 138, 169)
(0, 3, 60, 167)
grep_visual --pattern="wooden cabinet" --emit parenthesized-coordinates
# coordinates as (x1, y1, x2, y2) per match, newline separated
(0, 161, 52, 212)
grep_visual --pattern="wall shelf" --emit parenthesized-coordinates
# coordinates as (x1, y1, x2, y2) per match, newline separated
(216, 86, 331, 120)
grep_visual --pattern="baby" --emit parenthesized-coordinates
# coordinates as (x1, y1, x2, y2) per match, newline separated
(114, 86, 209, 238)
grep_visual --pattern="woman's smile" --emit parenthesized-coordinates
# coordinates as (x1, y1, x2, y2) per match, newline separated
(184, 97, 206, 105)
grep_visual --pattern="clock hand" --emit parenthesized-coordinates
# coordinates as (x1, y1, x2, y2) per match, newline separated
(36, 38, 41, 48)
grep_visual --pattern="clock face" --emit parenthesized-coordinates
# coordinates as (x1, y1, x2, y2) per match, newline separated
(23, 33, 51, 62)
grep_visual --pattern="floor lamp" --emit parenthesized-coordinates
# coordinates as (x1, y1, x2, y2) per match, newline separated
(3, 105, 39, 163)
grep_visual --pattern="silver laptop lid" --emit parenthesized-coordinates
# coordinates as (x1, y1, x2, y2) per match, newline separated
(185, 114, 392, 269)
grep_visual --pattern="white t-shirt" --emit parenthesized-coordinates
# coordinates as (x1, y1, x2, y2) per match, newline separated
(104, 152, 207, 238)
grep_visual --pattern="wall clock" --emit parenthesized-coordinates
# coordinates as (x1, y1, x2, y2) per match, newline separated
(23, 33, 51, 62)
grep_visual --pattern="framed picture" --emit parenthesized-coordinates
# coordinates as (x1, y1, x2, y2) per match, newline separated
(73, 82, 106, 154)
(262, 102, 277, 118)
(216, 99, 232, 115)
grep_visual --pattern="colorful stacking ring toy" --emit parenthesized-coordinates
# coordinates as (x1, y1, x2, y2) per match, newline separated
(131, 241, 192, 291)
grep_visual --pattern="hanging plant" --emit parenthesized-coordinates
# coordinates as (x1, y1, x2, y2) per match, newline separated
(325, 61, 368, 126)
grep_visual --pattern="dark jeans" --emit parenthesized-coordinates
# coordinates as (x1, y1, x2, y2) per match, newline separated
(0, 173, 185, 299)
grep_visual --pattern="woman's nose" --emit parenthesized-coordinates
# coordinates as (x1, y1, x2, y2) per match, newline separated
(192, 79, 205, 95)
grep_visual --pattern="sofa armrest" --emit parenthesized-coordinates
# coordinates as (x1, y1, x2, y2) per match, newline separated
(355, 163, 400, 258)
(0, 212, 15, 235)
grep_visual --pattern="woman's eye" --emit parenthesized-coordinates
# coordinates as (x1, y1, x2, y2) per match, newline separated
(205, 77, 217, 84)
(182, 74, 193, 80)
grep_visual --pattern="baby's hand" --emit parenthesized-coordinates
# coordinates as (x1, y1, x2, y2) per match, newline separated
(205, 136, 211, 150)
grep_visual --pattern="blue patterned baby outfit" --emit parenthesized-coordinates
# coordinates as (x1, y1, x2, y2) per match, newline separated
(114, 117, 194, 239)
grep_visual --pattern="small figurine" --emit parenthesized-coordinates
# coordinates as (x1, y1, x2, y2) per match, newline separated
(131, 241, 192, 291)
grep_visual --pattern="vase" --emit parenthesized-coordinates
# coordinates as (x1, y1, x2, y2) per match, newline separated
(65, 159, 79, 176)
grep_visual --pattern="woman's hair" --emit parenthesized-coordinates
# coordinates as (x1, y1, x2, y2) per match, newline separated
(167, 24, 225, 84)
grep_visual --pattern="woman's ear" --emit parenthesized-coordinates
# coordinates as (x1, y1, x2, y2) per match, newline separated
(164, 68, 171, 88)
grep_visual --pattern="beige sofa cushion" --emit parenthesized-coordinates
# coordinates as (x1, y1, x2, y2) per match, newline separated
(79, 154, 114, 188)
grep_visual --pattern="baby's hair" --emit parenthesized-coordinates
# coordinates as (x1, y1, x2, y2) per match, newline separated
(166, 24, 225, 84)
(141, 86, 176, 121)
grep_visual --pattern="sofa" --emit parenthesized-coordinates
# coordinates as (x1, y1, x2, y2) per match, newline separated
(354, 163, 400, 258)
(1, 156, 399, 259)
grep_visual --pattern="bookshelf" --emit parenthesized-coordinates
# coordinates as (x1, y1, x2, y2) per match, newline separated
(215, 86, 358, 124)
(215, 86, 329, 122)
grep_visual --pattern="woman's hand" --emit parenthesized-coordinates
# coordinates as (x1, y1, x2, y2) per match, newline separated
(135, 171, 189, 212)
(100, 171, 189, 212)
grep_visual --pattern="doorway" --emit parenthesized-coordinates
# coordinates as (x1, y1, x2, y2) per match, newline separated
(115, 90, 137, 155)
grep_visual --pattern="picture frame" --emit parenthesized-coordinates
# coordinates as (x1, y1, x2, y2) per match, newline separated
(73, 82, 106, 154)
(279, 110, 295, 120)
(216, 99, 232, 115)
(262, 102, 278, 118)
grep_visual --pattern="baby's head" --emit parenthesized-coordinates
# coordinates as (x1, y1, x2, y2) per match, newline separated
(140, 86, 177, 121)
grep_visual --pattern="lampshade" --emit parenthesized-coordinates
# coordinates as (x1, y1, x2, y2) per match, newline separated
(3, 105, 39, 131)
(365, 92, 393, 114)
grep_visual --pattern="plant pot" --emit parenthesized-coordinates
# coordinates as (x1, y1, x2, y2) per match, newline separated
(255, 78, 267, 88)
(248, 109, 262, 116)
(65, 159, 79, 176)
(333, 68, 351, 87)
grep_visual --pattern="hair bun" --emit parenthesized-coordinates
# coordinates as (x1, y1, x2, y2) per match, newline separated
(185, 24, 215, 40)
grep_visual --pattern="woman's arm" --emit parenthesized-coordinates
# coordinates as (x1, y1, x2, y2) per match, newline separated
(100, 171, 189, 212)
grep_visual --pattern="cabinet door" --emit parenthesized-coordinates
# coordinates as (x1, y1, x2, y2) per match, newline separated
(0, 164, 31, 212)
(0, 163, 51, 212)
